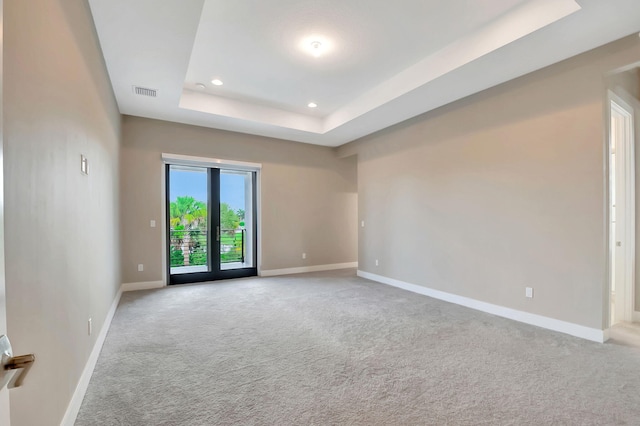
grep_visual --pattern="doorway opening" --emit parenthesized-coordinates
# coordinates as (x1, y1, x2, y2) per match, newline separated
(165, 160, 258, 285)
(609, 93, 635, 327)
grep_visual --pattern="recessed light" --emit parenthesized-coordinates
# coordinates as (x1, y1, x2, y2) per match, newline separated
(308, 102, 317, 108)
(211, 79, 223, 86)
(300, 36, 332, 58)
(195, 83, 206, 89)
(310, 41, 322, 58)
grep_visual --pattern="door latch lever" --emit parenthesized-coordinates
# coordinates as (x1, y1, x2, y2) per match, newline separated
(1, 335, 35, 389)
(4, 354, 35, 388)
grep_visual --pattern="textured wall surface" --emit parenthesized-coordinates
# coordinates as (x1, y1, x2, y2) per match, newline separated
(339, 35, 640, 330)
(4, 0, 121, 424)
(120, 116, 357, 283)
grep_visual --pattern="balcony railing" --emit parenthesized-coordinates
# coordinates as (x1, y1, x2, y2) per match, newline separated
(170, 228, 245, 267)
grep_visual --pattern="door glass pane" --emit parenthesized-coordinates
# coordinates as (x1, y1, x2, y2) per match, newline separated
(169, 165, 209, 275)
(220, 170, 254, 270)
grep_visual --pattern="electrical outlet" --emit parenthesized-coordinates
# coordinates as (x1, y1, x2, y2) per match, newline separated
(150, 220, 156, 228)
(138, 264, 144, 272)
(375, 259, 379, 266)
(525, 287, 534, 298)
(361, 220, 365, 228)
(302, 253, 306, 259)
(88, 318, 92, 336)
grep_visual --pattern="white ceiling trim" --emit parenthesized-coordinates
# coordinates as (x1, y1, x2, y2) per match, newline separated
(179, 90, 323, 133)
(178, 0, 580, 136)
(323, 0, 581, 132)
(89, 0, 640, 147)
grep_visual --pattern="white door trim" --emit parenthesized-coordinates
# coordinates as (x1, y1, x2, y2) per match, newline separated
(161, 153, 262, 171)
(608, 90, 636, 326)
(0, 0, 10, 422)
(161, 154, 263, 282)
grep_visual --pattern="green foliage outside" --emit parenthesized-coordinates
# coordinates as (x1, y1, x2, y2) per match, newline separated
(170, 196, 208, 230)
(170, 247, 184, 267)
(220, 203, 240, 230)
(170, 196, 244, 267)
(189, 246, 207, 265)
(219, 230, 244, 264)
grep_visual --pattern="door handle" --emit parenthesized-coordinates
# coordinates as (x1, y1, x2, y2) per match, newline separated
(0, 335, 35, 389)
(216, 226, 220, 242)
(5, 354, 35, 388)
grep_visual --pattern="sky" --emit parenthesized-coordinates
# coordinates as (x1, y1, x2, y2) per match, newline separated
(169, 168, 246, 211)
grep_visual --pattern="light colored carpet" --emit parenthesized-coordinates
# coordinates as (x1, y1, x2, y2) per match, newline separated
(76, 269, 640, 425)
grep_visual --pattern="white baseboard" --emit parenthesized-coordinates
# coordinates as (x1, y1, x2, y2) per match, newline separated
(60, 286, 123, 426)
(121, 280, 165, 292)
(260, 262, 358, 277)
(358, 270, 606, 343)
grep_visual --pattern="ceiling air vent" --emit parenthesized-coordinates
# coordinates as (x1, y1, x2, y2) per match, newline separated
(133, 86, 158, 97)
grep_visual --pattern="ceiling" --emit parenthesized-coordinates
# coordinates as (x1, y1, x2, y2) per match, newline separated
(88, 0, 640, 147)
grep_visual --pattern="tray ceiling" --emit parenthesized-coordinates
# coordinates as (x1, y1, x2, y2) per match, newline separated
(89, 0, 640, 146)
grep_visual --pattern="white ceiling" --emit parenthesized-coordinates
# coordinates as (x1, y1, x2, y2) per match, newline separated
(89, 0, 640, 147)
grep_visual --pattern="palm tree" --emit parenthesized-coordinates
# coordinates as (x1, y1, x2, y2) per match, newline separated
(170, 196, 207, 266)
(170, 196, 207, 229)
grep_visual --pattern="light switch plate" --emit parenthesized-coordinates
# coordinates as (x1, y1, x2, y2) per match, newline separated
(80, 155, 88, 175)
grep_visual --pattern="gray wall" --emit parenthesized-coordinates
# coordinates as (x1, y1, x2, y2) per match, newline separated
(4, 0, 121, 424)
(121, 116, 357, 283)
(339, 35, 640, 330)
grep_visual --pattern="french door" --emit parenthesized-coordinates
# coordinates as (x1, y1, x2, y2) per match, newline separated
(166, 164, 257, 284)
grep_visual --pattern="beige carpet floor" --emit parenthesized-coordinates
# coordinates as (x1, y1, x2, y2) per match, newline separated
(76, 269, 640, 425)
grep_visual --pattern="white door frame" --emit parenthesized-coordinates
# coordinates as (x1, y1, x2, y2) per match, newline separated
(608, 90, 636, 326)
(160, 153, 263, 285)
(0, 0, 11, 422)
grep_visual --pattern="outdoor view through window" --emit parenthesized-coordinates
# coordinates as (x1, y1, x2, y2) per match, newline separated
(169, 165, 253, 276)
